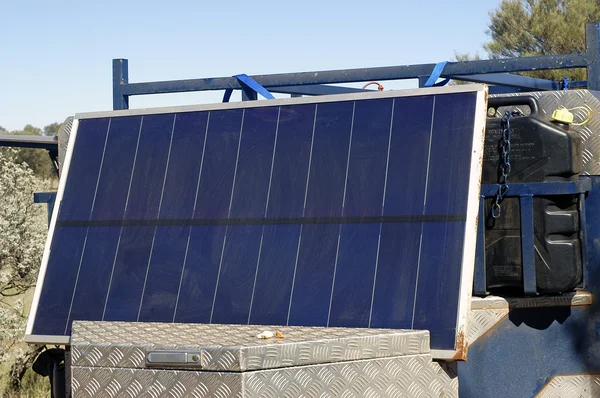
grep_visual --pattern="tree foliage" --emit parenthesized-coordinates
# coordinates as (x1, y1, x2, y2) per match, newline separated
(465, 0, 600, 80)
(0, 149, 47, 298)
(42, 123, 60, 137)
(0, 149, 47, 393)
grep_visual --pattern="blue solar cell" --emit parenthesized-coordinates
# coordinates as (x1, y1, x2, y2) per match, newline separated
(266, 104, 314, 218)
(342, 98, 392, 217)
(303, 102, 353, 218)
(328, 223, 380, 327)
(32, 227, 87, 335)
(59, 118, 109, 220)
(288, 223, 340, 326)
(103, 226, 154, 321)
(138, 225, 189, 322)
(29, 87, 484, 359)
(90, 116, 141, 220)
(423, 93, 476, 216)
(211, 225, 263, 324)
(174, 225, 226, 323)
(158, 112, 209, 219)
(66, 227, 120, 334)
(229, 107, 278, 219)
(248, 224, 301, 325)
(383, 95, 434, 216)
(123, 114, 174, 220)
(193, 109, 242, 219)
(413, 221, 466, 349)
(369, 223, 422, 329)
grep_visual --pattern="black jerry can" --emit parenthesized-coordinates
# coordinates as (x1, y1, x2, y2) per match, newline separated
(481, 96, 583, 294)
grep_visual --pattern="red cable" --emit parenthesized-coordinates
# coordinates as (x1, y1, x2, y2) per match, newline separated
(361, 82, 384, 91)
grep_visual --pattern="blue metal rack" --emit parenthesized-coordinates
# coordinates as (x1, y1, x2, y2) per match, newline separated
(112, 22, 600, 110)
(110, 24, 600, 296)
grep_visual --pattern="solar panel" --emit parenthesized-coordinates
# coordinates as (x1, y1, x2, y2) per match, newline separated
(26, 85, 487, 359)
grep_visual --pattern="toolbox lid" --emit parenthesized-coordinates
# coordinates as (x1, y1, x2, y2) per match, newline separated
(71, 321, 430, 372)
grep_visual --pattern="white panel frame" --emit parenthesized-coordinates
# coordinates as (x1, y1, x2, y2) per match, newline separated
(25, 118, 80, 344)
(431, 88, 487, 360)
(25, 85, 488, 361)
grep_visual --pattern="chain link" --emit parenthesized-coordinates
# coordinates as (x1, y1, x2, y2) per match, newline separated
(492, 110, 522, 218)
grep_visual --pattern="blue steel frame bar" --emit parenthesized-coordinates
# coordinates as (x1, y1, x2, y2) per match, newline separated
(450, 73, 560, 90)
(519, 195, 537, 295)
(0, 135, 58, 151)
(34, 192, 57, 227)
(112, 23, 600, 110)
(475, 179, 592, 296)
(579, 192, 589, 290)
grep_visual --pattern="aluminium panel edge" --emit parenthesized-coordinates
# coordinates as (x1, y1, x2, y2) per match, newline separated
(74, 84, 487, 120)
(25, 119, 81, 343)
(439, 88, 487, 360)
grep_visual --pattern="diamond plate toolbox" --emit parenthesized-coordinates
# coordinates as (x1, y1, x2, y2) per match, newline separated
(70, 321, 458, 397)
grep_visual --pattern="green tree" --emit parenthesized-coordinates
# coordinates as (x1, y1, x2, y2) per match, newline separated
(22, 125, 41, 136)
(42, 123, 60, 137)
(464, 0, 600, 80)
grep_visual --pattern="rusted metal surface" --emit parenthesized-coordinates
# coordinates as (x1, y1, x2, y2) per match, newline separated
(468, 308, 509, 345)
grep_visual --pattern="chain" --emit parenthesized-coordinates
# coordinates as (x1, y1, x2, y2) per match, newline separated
(492, 110, 521, 218)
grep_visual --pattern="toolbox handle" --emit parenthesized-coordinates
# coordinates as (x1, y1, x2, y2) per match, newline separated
(145, 350, 204, 368)
(487, 96, 539, 116)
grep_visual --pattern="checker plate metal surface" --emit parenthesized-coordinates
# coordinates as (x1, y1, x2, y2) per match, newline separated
(537, 375, 600, 398)
(71, 355, 458, 398)
(71, 321, 430, 371)
(26, 85, 487, 359)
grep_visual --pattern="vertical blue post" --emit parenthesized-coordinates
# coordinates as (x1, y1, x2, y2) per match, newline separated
(34, 192, 57, 227)
(241, 88, 258, 101)
(112, 59, 129, 110)
(473, 196, 487, 295)
(418, 76, 429, 88)
(579, 192, 588, 290)
(586, 23, 600, 90)
(520, 195, 537, 295)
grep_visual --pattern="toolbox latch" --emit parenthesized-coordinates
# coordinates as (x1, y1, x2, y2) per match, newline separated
(145, 350, 204, 368)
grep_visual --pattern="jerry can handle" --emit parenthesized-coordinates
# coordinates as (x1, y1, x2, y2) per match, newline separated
(487, 96, 539, 116)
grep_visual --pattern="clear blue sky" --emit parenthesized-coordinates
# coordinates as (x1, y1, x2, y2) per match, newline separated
(0, 0, 501, 131)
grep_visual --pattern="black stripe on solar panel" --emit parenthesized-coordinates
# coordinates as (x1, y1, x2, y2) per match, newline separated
(55, 214, 467, 227)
